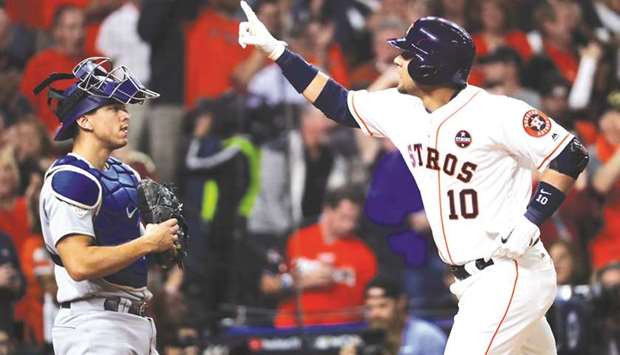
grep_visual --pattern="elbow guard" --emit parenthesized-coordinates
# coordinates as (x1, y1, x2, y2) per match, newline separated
(548, 137, 589, 179)
(314, 80, 359, 128)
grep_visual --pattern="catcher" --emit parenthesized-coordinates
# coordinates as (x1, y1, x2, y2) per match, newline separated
(35, 57, 187, 354)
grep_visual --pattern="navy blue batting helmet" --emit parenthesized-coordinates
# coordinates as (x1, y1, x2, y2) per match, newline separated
(387, 17, 475, 87)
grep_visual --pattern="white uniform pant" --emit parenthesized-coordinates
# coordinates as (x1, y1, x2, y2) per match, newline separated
(52, 299, 159, 355)
(445, 243, 558, 355)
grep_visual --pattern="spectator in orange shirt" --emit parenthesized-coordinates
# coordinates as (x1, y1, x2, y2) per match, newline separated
(20, 5, 90, 135)
(470, 0, 533, 86)
(472, 0, 533, 61)
(349, 17, 405, 90)
(530, 1, 579, 83)
(16, 237, 47, 346)
(590, 107, 620, 270)
(267, 187, 378, 327)
(6, 0, 121, 58)
(184, 0, 252, 106)
(298, 19, 351, 88)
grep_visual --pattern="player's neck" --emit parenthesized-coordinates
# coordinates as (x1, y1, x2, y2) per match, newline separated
(72, 136, 112, 170)
(420, 86, 459, 113)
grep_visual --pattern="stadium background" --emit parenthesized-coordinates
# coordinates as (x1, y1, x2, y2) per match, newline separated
(0, 0, 619, 353)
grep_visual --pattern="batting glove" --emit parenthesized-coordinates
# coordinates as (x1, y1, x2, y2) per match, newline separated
(239, 1, 287, 60)
(493, 216, 540, 260)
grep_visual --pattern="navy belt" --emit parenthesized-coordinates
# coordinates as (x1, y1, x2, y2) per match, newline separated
(449, 258, 495, 280)
(60, 297, 147, 317)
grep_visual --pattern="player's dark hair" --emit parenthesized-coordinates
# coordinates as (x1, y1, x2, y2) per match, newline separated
(51, 5, 82, 31)
(365, 275, 404, 299)
(323, 186, 365, 209)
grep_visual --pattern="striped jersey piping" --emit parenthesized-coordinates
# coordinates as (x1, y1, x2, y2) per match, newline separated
(536, 133, 572, 170)
(484, 260, 519, 354)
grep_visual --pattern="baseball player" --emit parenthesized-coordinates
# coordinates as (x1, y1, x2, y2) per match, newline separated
(35, 57, 179, 354)
(239, 3, 589, 354)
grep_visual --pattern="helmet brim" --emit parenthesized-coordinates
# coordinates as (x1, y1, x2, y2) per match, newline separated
(386, 37, 410, 51)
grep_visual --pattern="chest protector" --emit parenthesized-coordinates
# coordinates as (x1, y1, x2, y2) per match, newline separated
(48, 155, 146, 288)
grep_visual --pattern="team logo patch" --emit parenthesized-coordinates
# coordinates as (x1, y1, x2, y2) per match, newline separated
(455, 130, 472, 148)
(523, 110, 551, 137)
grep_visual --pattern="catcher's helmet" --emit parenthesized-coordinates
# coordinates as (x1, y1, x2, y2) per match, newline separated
(33, 57, 159, 141)
(387, 17, 475, 87)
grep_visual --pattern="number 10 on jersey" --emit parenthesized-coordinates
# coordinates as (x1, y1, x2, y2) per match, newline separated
(447, 189, 479, 219)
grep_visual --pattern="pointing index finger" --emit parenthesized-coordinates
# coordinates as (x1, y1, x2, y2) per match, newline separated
(240, 1, 259, 23)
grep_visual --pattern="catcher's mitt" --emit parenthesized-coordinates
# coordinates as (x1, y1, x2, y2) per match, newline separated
(137, 179, 189, 269)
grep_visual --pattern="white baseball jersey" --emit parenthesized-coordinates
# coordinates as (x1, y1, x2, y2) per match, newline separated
(348, 85, 573, 265)
(39, 153, 151, 303)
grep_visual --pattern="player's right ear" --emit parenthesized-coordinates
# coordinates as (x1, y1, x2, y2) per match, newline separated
(76, 116, 94, 132)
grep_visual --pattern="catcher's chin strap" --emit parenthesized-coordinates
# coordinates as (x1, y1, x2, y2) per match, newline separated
(33, 72, 89, 121)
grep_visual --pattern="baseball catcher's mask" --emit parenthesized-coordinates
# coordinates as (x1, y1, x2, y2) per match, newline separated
(33, 57, 160, 141)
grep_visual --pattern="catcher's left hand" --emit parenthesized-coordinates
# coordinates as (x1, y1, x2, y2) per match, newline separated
(137, 179, 189, 269)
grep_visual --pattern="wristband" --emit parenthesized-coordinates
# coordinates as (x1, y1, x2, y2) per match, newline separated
(275, 49, 319, 93)
(524, 181, 565, 226)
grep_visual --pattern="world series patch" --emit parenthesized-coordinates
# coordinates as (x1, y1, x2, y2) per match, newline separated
(455, 130, 472, 148)
(522, 110, 551, 137)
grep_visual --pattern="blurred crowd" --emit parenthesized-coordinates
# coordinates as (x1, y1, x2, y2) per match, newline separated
(1, 0, 620, 354)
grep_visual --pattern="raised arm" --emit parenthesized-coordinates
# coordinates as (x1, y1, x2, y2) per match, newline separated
(238, 1, 359, 128)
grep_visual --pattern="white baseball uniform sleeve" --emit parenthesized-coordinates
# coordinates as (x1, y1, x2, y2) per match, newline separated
(45, 196, 96, 247)
(347, 89, 427, 139)
(492, 98, 574, 172)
